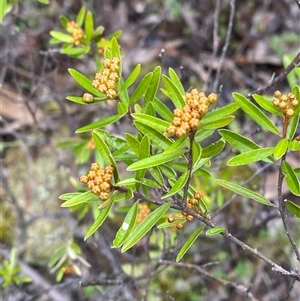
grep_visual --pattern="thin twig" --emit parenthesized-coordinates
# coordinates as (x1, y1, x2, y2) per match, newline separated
(212, 0, 236, 92)
(159, 260, 259, 301)
(248, 51, 300, 96)
(131, 190, 300, 281)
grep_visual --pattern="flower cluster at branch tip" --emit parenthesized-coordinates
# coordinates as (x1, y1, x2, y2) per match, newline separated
(136, 203, 151, 223)
(92, 57, 120, 99)
(166, 89, 218, 137)
(79, 163, 114, 201)
(67, 21, 84, 46)
(167, 190, 210, 230)
(273, 90, 298, 117)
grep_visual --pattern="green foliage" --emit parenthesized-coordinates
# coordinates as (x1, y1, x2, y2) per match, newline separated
(50, 7, 300, 296)
(0, 249, 31, 288)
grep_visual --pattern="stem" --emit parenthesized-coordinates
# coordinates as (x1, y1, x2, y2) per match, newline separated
(131, 190, 300, 281)
(182, 131, 195, 203)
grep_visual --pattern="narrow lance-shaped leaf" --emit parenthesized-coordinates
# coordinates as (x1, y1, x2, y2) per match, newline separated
(227, 147, 274, 166)
(84, 196, 115, 240)
(111, 37, 121, 60)
(282, 161, 300, 196)
(287, 105, 300, 140)
(67, 95, 106, 105)
(135, 135, 150, 182)
(132, 113, 170, 132)
(202, 102, 239, 123)
(84, 11, 94, 41)
(129, 72, 152, 105)
(214, 179, 272, 206)
(206, 227, 225, 236)
(68, 68, 104, 97)
(161, 75, 185, 108)
(233, 93, 281, 136)
(274, 138, 289, 160)
(143, 66, 161, 110)
(112, 201, 139, 248)
(201, 140, 225, 158)
(93, 131, 119, 182)
(153, 97, 173, 122)
(60, 191, 96, 207)
(76, 115, 120, 133)
(135, 122, 172, 150)
(127, 149, 186, 171)
(76, 6, 86, 27)
(285, 199, 300, 218)
(200, 116, 234, 130)
(121, 203, 171, 252)
(252, 94, 282, 116)
(49, 31, 73, 43)
(119, 64, 141, 93)
(169, 67, 185, 95)
(163, 136, 187, 154)
(176, 224, 205, 262)
(162, 171, 189, 199)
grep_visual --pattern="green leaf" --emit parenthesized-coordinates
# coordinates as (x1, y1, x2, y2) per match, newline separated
(252, 94, 282, 116)
(84, 196, 115, 240)
(125, 133, 140, 156)
(153, 97, 173, 122)
(84, 11, 94, 42)
(61, 45, 90, 56)
(163, 136, 187, 154)
(219, 129, 275, 164)
(132, 113, 170, 132)
(119, 64, 141, 93)
(60, 191, 95, 207)
(129, 73, 152, 105)
(282, 161, 300, 196)
(288, 140, 300, 151)
(59, 15, 69, 29)
(76, 6, 86, 27)
(93, 131, 119, 182)
(66, 95, 106, 105)
(111, 37, 121, 59)
(169, 67, 185, 95)
(202, 102, 239, 123)
(140, 178, 161, 188)
(214, 179, 272, 206)
(121, 202, 171, 252)
(285, 200, 300, 218)
(127, 149, 186, 171)
(227, 147, 274, 166)
(157, 218, 186, 229)
(176, 224, 205, 262)
(206, 227, 225, 236)
(201, 140, 225, 158)
(192, 141, 202, 166)
(162, 171, 189, 199)
(68, 68, 104, 97)
(143, 66, 161, 110)
(117, 101, 128, 117)
(93, 25, 105, 39)
(59, 192, 82, 200)
(135, 122, 172, 150)
(200, 116, 234, 130)
(112, 202, 139, 247)
(49, 31, 73, 43)
(195, 129, 214, 142)
(76, 115, 120, 133)
(161, 75, 185, 108)
(274, 138, 289, 160)
(135, 135, 150, 182)
(233, 93, 280, 136)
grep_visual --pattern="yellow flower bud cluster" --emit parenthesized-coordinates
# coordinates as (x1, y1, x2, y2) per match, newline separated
(67, 21, 84, 46)
(167, 190, 210, 229)
(136, 203, 151, 223)
(273, 90, 298, 117)
(166, 89, 218, 137)
(92, 58, 120, 99)
(79, 163, 114, 201)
